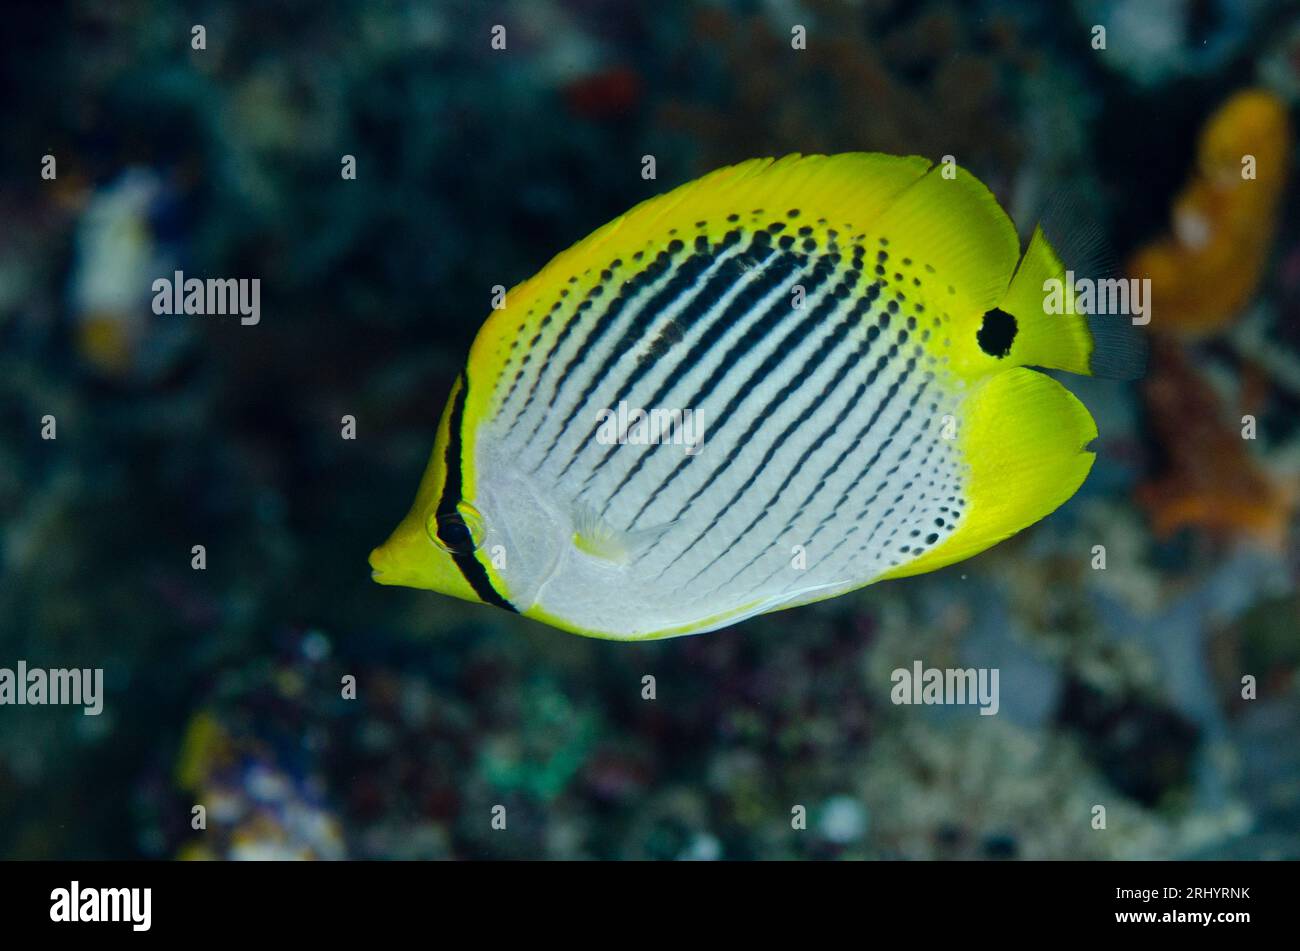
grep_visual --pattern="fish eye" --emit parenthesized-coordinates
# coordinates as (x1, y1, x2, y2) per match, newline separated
(426, 501, 486, 555)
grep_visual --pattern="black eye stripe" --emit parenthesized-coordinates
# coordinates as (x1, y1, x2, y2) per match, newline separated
(439, 375, 518, 612)
(977, 308, 1017, 358)
(436, 513, 474, 550)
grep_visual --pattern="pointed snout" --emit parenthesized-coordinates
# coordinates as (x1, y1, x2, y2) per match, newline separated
(368, 514, 428, 588)
(368, 545, 390, 583)
(368, 508, 482, 603)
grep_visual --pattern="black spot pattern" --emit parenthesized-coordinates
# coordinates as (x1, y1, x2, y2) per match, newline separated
(977, 307, 1017, 358)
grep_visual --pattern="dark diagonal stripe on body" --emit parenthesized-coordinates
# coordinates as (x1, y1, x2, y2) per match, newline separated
(654, 266, 873, 578)
(536, 246, 721, 475)
(520, 247, 681, 454)
(624, 252, 842, 528)
(438, 375, 518, 613)
(592, 242, 796, 515)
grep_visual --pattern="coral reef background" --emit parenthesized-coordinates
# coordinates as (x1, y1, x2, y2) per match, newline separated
(3, 0, 1300, 860)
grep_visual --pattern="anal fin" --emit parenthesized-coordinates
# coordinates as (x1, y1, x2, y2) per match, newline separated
(882, 367, 1097, 579)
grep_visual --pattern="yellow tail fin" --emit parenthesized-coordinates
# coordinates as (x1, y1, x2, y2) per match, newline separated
(997, 223, 1147, 379)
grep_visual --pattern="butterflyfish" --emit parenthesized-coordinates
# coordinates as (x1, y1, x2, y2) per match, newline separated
(370, 153, 1142, 639)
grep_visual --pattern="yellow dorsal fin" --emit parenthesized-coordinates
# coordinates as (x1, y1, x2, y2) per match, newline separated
(869, 163, 1021, 313)
(522, 152, 936, 289)
(880, 366, 1097, 580)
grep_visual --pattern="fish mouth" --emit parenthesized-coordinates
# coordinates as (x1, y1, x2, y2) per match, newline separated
(368, 546, 391, 584)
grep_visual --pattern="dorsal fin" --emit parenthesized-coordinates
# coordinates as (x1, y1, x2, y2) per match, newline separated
(523, 152, 936, 286)
(870, 163, 1021, 313)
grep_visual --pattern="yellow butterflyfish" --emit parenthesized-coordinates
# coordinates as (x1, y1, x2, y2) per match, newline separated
(371, 153, 1143, 639)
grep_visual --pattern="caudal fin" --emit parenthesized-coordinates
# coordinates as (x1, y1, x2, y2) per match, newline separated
(881, 366, 1097, 580)
(997, 218, 1148, 380)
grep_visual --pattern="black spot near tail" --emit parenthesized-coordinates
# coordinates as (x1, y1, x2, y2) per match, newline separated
(977, 308, 1017, 358)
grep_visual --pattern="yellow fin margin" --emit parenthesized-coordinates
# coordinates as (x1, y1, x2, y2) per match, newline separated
(870, 163, 1021, 314)
(880, 366, 1097, 580)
